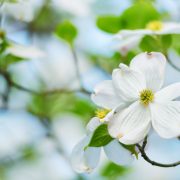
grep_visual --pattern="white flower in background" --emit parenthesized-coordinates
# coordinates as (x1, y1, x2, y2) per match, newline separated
(92, 52, 180, 145)
(71, 117, 133, 173)
(1, 0, 43, 22)
(115, 21, 180, 54)
(113, 35, 143, 56)
(32, 37, 92, 91)
(7, 43, 45, 59)
(52, 0, 93, 17)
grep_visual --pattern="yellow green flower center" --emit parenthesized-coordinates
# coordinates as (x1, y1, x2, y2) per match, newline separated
(95, 109, 110, 122)
(140, 89, 154, 106)
(146, 21, 163, 31)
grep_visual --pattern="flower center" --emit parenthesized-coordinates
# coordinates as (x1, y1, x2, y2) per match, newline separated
(140, 89, 154, 106)
(95, 109, 110, 122)
(146, 21, 163, 31)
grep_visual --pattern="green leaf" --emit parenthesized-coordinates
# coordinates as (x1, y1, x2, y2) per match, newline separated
(55, 21, 78, 45)
(140, 35, 172, 53)
(101, 162, 130, 179)
(140, 35, 161, 52)
(96, 2, 160, 33)
(29, 2, 61, 34)
(96, 16, 122, 34)
(88, 124, 113, 147)
(161, 34, 172, 51)
(171, 34, 180, 54)
(0, 54, 23, 69)
(120, 2, 160, 30)
(120, 143, 138, 159)
(6, 0, 18, 3)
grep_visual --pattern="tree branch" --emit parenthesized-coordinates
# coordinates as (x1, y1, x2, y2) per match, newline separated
(0, 69, 91, 96)
(166, 55, 180, 72)
(136, 138, 180, 168)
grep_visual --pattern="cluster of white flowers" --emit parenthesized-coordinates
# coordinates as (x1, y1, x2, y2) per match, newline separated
(115, 21, 180, 54)
(71, 52, 180, 173)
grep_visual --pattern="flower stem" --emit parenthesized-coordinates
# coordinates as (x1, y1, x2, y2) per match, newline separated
(70, 45, 90, 95)
(136, 137, 180, 168)
(163, 51, 180, 73)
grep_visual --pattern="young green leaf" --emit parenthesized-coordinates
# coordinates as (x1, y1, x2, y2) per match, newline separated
(120, 2, 160, 29)
(120, 143, 138, 159)
(55, 21, 78, 45)
(140, 35, 161, 52)
(161, 34, 172, 51)
(88, 124, 113, 147)
(96, 2, 160, 33)
(101, 162, 130, 179)
(96, 16, 121, 34)
(172, 34, 180, 55)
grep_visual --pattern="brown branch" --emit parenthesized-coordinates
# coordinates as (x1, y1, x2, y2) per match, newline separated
(165, 55, 180, 73)
(136, 137, 180, 168)
(70, 45, 83, 87)
(0, 69, 91, 96)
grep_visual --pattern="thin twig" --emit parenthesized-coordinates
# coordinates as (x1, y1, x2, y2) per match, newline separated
(0, 69, 91, 96)
(136, 138, 180, 168)
(70, 46, 91, 96)
(39, 117, 69, 161)
(0, 0, 5, 28)
(70, 46, 82, 86)
(1, 79, 11, 109)
(166, 55, 180, 72)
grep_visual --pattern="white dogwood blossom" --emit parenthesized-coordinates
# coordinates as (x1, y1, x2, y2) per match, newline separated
(7, 43, 45, 59)
(92, 52, 180, 145)
(71, 117, 133, 173)
(115, 21, 180, 54)
(1, 0, 43, 22)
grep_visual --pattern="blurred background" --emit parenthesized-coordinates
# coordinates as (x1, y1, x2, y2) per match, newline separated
(0, 0, 180, 179)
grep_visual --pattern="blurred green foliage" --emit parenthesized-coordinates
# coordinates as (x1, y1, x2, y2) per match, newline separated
(140, 35, 172, 53)
(0, 54, 23, 69)
(0, 32, 25, 69)
(28, 93, 96, 123)
(97, 2, 160, 33)
(55, 21, 78, 45)
(97, 16, 122, 34)
(89, 51, 136, 73)
(101, 162, 130, 180)
(29, 1, 61, 34)
(171, 35, 180, 55)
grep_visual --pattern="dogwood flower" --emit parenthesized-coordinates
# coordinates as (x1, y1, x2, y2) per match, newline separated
(115, 21, 180, 54)
(92, 52, 180, 145)
(71, 116, 133, 173)
(1, 0, 42, 22)
(6, 43, 45, 59)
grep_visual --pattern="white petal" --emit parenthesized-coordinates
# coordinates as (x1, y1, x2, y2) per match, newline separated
(155, 83, 180, 102)
(91, 80, 122, 109)
(108, 101, 151, 145)
(86, 117, 101, 133)
(150, 101, 180, 139)
(71, 135, 101, 173)
(112, 64, 146, 102)
(116, 29, 153, 39)
(113, 35, 143, 55)
(103, 140, 133, 165)
(7, 44, 45, 59)
(130, 52, 166, 92)
(159, 22, 180, 34)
